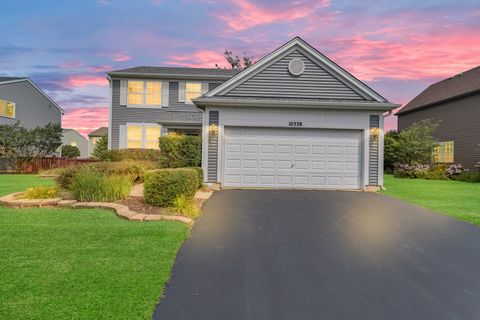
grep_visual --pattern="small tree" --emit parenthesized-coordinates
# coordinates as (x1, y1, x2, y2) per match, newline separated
(61, 145, 80, 158)
(384, 119, 439, 171)
(0, 122, 63, 171)
(92, 135, 108, 159)
(216, 50, 254, 70)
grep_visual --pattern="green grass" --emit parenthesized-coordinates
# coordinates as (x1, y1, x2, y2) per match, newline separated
(0, 174, 54, 196)
(0, 206, 188, 319)
(381, 175, 480, 225)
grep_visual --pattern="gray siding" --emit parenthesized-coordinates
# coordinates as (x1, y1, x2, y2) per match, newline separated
(207, 111, 219, 182)
(369, 115, 380, 185)
(398, 92, 480, 169)
(223, 49, 366, 100)
(0, 81, 61, 129)
(111, 79, 222, 149)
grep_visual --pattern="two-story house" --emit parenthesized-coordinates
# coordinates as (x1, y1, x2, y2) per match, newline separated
(397, 66, 480, 169)
(107, 37, 398, 190)
(106, 67, 238, 149)
(0, 77, 63, 128)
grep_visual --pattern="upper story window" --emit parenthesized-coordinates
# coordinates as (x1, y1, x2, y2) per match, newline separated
(127, 80, 162, 106)
(433, 141, 454, 163)
(0, 98, 15, 118)
(185, 82, 202, 104)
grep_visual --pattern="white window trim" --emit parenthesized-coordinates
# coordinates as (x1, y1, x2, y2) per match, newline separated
(127, 80, 163, 109)
(126, 123, 161, 149)
(0, 98, 16, 119)
(434, 141, 455, 163)
(185, 81, 202, 104)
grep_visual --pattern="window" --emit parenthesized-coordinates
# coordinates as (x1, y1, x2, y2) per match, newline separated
(185, 82, 202, 104)
(126, 124, 160, 149)
(0, 98, 15, 118)
(433, 141, 454, 163)
(127, 80, 162, 106)
(91, 137, 100, 145)
(70, 140, 77, 147)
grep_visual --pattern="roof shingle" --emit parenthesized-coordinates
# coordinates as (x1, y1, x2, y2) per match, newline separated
(108, 66, 239, 78)
(398, 65, 480, 115)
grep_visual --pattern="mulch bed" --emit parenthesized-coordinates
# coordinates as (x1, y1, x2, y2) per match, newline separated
(116, 197, 206, 215)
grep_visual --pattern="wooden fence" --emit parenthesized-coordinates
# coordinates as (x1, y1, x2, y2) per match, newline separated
(1, 157, 100, 173)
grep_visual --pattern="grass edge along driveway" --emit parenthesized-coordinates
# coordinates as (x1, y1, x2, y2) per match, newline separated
(381, 174, 480, 226)
(0, 174, 189, 319)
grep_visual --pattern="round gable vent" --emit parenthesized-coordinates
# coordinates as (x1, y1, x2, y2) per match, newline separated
(288, 58, 305, 76)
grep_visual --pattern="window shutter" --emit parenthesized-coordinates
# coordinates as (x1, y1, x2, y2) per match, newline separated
(162, 81, 169, 107)
(201, 82, 209, 95)
(120, 80, 127, 106)
(119, 125, 126, 149)
(178, 81, 186, 102)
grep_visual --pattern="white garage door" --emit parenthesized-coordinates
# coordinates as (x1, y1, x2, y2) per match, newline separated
(223, 127, 362, 189)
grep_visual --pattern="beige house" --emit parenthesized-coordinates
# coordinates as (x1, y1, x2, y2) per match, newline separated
(88, 127, 108, 156)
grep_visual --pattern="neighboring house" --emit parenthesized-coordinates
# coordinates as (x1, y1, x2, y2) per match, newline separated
(397, 66, 480, 169)
(0, 77, 63, 128)
(88, 126, 108, 155)
(61, 129, 88, 158)
(107, 37, 398, 189)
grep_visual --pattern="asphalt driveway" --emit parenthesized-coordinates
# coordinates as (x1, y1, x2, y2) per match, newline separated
(153, 190, 480, 320)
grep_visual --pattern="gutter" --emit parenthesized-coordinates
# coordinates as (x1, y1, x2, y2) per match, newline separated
(107, 72, 234, 81)
(193, 97, 400, 112)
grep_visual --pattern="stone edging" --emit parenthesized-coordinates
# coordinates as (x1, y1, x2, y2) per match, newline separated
(0, 191, 215, 225)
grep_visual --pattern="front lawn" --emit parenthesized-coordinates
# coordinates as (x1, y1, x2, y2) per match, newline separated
(0, 206, 188, 319)
(0, 174, 54, 196)
(382, 175, 480, 226)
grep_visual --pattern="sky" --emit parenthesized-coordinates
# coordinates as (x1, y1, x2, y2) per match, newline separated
(1, 0, 479, 137)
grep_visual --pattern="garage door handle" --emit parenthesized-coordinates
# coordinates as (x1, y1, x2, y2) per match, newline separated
(291, 163, 294, 168)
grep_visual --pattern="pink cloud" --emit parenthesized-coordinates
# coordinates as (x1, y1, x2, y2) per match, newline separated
(327, 28, 480, 81)
(165, 50, 227, 68)
(62, 107, 109, 137)
(65, 75, 107, 87)
(113, 53, 132, 62)
(215, 0, 330, 31)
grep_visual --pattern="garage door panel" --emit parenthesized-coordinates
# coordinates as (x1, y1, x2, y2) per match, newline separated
(223, 127, 362, 189)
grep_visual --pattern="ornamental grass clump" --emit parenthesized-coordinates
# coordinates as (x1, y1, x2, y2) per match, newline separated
(24, 186, 59, 199)
(171, 194, 200, 218)
(70, 170, 132, 202)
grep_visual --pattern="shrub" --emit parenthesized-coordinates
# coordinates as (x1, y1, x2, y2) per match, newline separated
(24, 186, 59, 199)
(144, 168, 199, 207)
(452, 170, 480, 183)
(188, 167, 204, 188)
(55, 160, 156, 190)
(393, 163, 431, 179)
(61, 145, 80, 158)
(158, 135, 202, 168)
(446, 164, 464, 178)
(171, 194, 200, 218)
(70, 170, 132, 202)
(99, 148, 162, 162)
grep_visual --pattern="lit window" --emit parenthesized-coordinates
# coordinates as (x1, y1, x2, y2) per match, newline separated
(91, 137, 100, 145)
(185, 82, 202, 104)
(433, 141, 454, 163)
(71, 140, 77, 147)
(0, 98, 15, 118)
(126, 124, 160, 149)
(128, 80, 162, 106)
(128, 81, 144, 105)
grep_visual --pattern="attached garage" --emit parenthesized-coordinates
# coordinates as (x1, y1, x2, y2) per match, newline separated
(194, 37, 398, 190)
(223, 127, 362, 189)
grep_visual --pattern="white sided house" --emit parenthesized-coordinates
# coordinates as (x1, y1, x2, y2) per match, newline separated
(193, 37, 398, 190)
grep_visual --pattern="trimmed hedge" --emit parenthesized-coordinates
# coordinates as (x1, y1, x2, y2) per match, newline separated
(144, 168, 199, 207)
(188, 167, 204, 188)
(56, 160, 157, 190)
(99, 148, 162, 162)
(159, 135, 201, 168)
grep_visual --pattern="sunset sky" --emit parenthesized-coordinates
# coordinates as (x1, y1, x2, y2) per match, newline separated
(1, 0, 479, 136)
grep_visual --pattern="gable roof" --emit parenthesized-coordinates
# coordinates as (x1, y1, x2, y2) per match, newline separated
(205, 37, 388, 102)
(63, 128, 88, 141)
(88, 126, 108, 137)
(397, 65, 480, 115)
(108, 66, 239, 80)
(0, 77, 64, 113)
